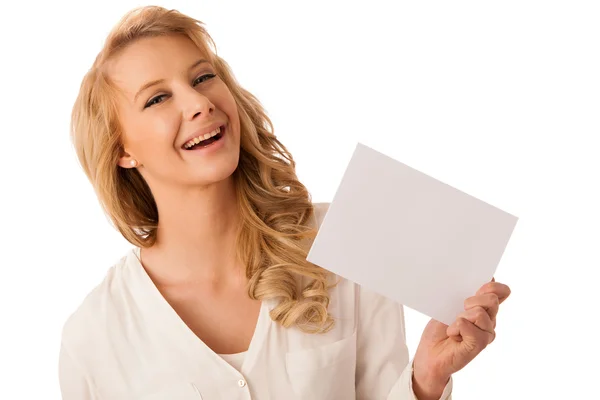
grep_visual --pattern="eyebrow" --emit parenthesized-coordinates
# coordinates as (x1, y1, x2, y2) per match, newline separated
(133, 58, 209, 103)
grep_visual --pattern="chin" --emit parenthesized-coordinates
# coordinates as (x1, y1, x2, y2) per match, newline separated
(178, 126, 241, 186)
(190, 150, 240, 185)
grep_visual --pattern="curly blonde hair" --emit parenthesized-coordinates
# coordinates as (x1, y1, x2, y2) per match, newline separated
(70, 6, 334, 333)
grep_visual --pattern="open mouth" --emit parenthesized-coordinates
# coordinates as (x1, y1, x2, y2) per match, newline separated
(183, 125, 225, 150)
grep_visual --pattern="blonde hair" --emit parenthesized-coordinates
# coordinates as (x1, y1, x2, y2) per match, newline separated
(70, 6, 334, 333)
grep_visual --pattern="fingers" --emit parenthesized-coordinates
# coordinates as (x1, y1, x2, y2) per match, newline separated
(463, 306, 495, 334)
(450, 317, 494, 351)
(447, 278, 508, 350)
(464, 293, 500, 321)
(476, 281, 511, 304)
(447, 306, 496, 344)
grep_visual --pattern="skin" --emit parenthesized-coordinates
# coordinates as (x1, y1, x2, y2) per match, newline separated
(107, 33, 512, 396)
(412, 278, 512, 399)
(108, 34, 260, 354)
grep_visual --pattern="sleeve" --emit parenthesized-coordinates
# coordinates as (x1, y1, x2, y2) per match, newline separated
(355, 284, 453, 400)
(59, 343, 99, 400)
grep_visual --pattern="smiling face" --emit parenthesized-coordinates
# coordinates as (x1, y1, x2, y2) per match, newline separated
(108, 34, 241, 189)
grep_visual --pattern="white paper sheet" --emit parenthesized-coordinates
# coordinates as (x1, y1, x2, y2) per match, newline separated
(307, 143, 519, 325)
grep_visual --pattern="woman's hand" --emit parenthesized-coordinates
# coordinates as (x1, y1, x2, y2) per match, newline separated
(411, 278, 511, 399)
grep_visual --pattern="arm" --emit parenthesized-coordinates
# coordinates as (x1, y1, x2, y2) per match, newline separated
(354, 284, 453, 400)
(59, 343, 98, 400)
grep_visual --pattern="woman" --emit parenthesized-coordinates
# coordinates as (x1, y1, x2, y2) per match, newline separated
(60, 6, 511, 400)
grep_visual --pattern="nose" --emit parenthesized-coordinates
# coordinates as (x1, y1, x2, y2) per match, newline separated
(181, 86, 215, 121)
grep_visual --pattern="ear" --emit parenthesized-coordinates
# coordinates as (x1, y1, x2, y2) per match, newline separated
(118, 153, 138, 169)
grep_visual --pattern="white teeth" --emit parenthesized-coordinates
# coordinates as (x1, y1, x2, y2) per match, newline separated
(184, 126, 221, 149)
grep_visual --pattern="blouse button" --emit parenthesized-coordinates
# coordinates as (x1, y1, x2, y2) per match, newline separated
(238, 379, 246, 388)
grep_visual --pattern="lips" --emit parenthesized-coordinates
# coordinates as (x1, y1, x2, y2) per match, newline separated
(183, 125, 226, 151)
(181, 122, 226, 149)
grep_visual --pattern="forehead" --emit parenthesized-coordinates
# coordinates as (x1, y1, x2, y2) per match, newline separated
(106, 35, 208, 98)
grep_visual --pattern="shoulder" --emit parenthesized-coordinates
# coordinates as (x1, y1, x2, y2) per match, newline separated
(60, 252, 132, 353)
(312, 202, 330, 227)
(310, 202, 404, 325)
(310, 202, 358, 315)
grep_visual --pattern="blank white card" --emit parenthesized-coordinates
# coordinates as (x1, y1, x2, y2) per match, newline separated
(307, 143, 519, 325)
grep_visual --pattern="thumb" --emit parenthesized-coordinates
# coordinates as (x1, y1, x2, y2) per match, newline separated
(422, 318, 450, 342)
(446, 318, 463, 342)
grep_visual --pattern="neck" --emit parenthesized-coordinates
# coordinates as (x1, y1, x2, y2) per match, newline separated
(140, 176, 243, 286)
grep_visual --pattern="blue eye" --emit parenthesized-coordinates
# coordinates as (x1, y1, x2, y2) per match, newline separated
(145, 95, 165, 108)
(144, 73, 217, 108)
(193, 73, 216, 86)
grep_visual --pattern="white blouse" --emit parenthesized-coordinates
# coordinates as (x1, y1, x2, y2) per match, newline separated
(219, 351, 246, 372)
(59, 203, 453, 399)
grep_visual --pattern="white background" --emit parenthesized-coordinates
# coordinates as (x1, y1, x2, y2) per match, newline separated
(1, 0, 598, 398)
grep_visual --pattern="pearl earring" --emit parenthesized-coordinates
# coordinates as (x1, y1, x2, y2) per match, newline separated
(130, 159, 137, 167)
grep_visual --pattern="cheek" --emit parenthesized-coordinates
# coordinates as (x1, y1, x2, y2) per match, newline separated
(130, 114, 180, 151)
(152, 117, 180, 144)
(215, 84, 239, 122)
(222, 96, 241, 139)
